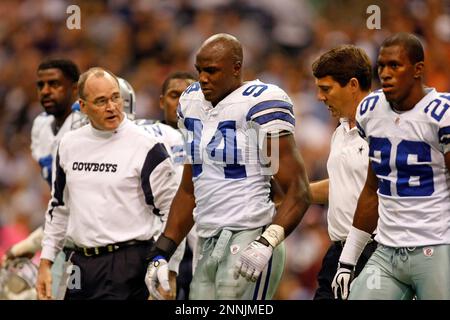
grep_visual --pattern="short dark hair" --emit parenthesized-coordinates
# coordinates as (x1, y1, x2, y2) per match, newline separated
(312, 45, 372, 91)
(380, 32, 424, 64)
(37, 59, 80, 83)
(161, 71, 197, 95)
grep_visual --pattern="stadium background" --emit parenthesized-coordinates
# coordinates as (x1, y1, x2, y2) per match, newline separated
(0, 0, 449, 299)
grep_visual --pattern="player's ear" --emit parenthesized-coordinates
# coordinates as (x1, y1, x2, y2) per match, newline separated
(349, 78, 359, 92)
(413, 61, 424, 79)
(233, 61, 242, 76)
(159, 95, 165, 111)
(72, 83, 78, 97)
(79, 99, 88, 114)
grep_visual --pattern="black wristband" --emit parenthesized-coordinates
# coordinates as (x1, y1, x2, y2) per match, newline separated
(338, 262, 355, 271)
(146, 234, 178, 262)
(256, 236, 271, 247)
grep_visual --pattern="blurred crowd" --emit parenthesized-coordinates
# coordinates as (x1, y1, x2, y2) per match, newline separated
(0, 0, 449, 299)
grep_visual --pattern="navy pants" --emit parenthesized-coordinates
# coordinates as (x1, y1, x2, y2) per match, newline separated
(313, 239, 377, 300)
(64, 241, 153, 300)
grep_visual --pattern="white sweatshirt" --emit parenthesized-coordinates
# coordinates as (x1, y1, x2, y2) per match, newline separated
(41, 117, 179, 261)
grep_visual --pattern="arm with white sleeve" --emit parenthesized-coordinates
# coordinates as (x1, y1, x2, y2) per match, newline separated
(37, 148, 70, 300)
(331, 162, 379, 299)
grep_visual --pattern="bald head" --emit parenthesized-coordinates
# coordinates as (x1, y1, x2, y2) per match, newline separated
(195, 33, 244, 106)
(198, 33, 243, 65)
(78, 67, 119, 100)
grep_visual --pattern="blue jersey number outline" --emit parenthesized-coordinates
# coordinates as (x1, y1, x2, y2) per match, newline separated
(242, 84, 268, 97)
(369, 137, 434, 197)
(184, 118, 246, 179)
(423, 94, 450, 122)
(182, 82, 201, 96)
(359, 95, 380, 116)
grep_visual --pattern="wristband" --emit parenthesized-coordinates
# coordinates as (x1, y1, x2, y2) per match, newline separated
(147, 234, 178, 261)
(261, 224, 285, 248)
(339, 226, 372, 266)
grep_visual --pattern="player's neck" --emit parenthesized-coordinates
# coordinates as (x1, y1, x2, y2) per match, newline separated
(212, 82, 243, 107)
(348, 118, 356, 129)
(391, 85, 427, 112)
(349, 91, 369, 128)
(53, 108, 72, 134)
(165, 120, 177, 129)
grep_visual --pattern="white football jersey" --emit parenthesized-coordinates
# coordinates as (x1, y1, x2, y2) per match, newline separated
(31, 107, 86, 185)
(356, 88, 450, 247)
(178, 80, 295, 237)
(135, 119, 186, 183)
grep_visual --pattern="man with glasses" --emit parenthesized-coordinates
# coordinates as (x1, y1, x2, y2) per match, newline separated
(36, 67, 181, 300)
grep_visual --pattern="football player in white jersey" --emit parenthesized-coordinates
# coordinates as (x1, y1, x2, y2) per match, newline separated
(145, 33, 311, 300)
(310, 45, 377, 300)
(1, 59, 81, 299)
(32, 59, 82, 185)
(332, 33, 450, 300)
(136, 72, 196, 180)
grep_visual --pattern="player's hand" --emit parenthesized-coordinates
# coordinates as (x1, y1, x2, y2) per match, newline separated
(148, 271, 177, 300)
(234, 237, 273, 282)
(331, 262, 355, 300)
(36, 259, 53, 300)
(145, 256, 171, 300)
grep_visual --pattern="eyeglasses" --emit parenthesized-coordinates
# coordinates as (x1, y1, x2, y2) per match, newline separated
(83, 93, 123, 107)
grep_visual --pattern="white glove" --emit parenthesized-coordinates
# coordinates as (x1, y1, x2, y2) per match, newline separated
(145, 256, 171, 300)
(234, 238, 273, 282)
(331, 263, 355, 300)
